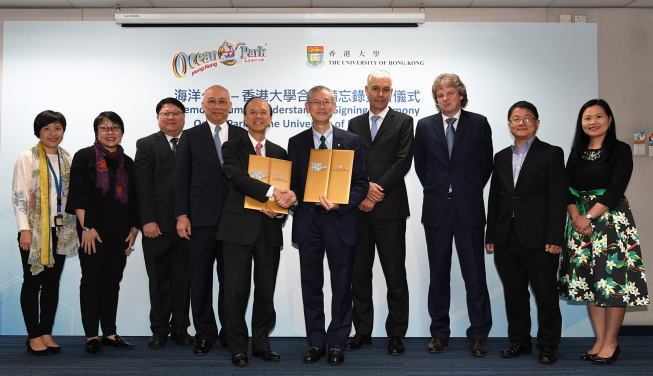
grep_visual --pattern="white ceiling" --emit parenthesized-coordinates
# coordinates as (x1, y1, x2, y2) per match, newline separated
(0, 0, 652, 8)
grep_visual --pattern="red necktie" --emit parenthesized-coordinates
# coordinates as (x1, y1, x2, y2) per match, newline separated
(256, 142, 262, 156)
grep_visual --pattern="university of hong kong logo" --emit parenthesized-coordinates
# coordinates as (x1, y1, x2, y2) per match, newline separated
(305, 46, 325, 69)
(311, 163, 328, 171)
(172, 38, 268, 78)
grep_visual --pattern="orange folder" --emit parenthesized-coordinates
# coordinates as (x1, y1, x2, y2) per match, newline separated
(303, 149, 354, 204)
(244, 155, 291, 215)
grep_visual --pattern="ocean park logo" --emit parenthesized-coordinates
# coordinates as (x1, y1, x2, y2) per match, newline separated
(305, 46, 325, 69)
(173, 38, 268, 78)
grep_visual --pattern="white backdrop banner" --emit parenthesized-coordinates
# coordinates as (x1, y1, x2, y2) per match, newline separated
(1, 21, 597, 337)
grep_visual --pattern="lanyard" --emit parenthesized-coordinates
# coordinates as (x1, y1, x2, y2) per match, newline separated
(46, 152, 62, 213)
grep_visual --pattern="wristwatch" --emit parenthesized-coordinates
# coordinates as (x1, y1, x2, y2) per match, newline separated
(83, 227, 91, 232)
(586, 213, 593, 220)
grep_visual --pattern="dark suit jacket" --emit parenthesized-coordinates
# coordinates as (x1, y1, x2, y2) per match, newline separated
(288, 127, 369, 246)
(347, 107, 414, 220)
(174, 121, 248, 227)
(414, 109, 493, 229)
(216, 136, 287, 247)
(485, 137, 567, 249)
(134, 131, 178, 233)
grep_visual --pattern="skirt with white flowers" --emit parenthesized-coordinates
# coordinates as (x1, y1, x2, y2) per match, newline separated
(559, 194, 649, 306)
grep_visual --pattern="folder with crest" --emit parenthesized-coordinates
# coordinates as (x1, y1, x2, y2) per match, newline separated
(244, 155, 292, 214)
(303, 149, 354, 204)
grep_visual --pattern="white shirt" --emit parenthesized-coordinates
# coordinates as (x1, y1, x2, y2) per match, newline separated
(443, 109, 462, 135)
(247, 133, 276, 198)
(164, 132, 182, 150)
(368, 106, 390, 132)
(207, 119, 229, 145)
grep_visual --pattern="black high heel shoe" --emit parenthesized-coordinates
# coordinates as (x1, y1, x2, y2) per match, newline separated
(593, 345, 620, 365)
(26, 340, 51, 356)
(580, 352, 597, 361)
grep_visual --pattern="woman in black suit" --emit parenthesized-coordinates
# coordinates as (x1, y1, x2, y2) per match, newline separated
(66, 111, 139, 354)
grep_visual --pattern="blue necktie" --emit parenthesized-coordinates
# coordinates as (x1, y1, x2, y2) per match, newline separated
(214, 125, 223, 165)
(445, 117, 456, 159)
(170, 137, 178, 158)
(371, 115, 381, 140)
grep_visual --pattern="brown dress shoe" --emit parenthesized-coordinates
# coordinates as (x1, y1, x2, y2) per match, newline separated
(471, 339, 488, 357)
(427, 337, 448, 353)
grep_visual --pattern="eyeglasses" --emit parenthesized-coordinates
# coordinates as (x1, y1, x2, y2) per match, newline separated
(98, 125, 121, 133)
(204, 99, 230, 108)
(309, 99, 334, 107)
(158, 111, 184, 117)
(508, 117, 536, 124)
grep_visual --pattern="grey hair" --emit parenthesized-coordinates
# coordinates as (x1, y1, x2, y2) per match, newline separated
(367, 69, 393, 87)
(307, 85, 335, 102)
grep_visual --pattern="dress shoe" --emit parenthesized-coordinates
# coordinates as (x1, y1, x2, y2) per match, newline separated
(47, 346, 62, 354)
(328, 348, 345, 365)
(427, 337, 448, 353)
(345, 334, 372, 350)
(388, 336, 405, 356)
(170, 331, 194, 346)
(500, 342, 532, 358)
(252, 349, 281, 362)
(101, 335, 134, 348)
(470, 339, 488, 357)
(26, 340, 50, 356)
(85, 339, 103, 355)
(539, 345, 558, 364)
(148, 333, 168, 348)
(593, 345, 620, 365)
(193, 340, 212, 355)
(232, 352, 249, 366)
(580, 352, 597, 361)
(303, 346, 326, 363)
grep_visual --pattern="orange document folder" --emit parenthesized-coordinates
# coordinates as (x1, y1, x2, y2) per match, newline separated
(244, 155, 292, 215)
(303, 149, 354, 204)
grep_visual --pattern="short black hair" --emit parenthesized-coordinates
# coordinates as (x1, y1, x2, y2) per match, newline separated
(243, 96, 273, 115)
(156, 97, 185, 115)
(572, 99, 617, 158)
(93, 111, 125, 136)
(34, 110, 66, 137)
(507, 101, 539, 121)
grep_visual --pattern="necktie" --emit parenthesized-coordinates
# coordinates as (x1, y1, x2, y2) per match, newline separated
(256, 142, 262, 156)
(371, 115, 381, 140)
(446, 117, 456, 159)
(170, 137, 179, 157)
(319, 135, 327, 149)
(214, 125, 223, 165)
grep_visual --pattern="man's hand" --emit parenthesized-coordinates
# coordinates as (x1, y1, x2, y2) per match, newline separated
(367, 182, 385, 202)
(318, 195, 339, 211)
(176, 215, 191, 240)
(142, 222, 162, 239)
(486, 244, 494, 253)
(358, 198, 376, 212)
(260, 205, 277, 218)
(273, 188, 296, 209)
(545, 244, 562, 254)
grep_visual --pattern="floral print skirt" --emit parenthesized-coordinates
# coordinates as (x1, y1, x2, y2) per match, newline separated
(559, 194, 649, 306)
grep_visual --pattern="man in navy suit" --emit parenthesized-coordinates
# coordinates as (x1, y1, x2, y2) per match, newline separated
(174, 85, 248, 355)
(287, 85, 368, 365)
(414, 73, 493, 357)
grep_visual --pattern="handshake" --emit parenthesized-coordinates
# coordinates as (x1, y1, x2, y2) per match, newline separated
(273, 188, 297, 209)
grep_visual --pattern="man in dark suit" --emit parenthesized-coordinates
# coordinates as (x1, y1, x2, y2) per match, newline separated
(414, 73, 493, 357)
(135, 98, 193, 348)
(287, 85, 369, 365)
(174, 85, 248, 355)
(346, 69, 414, 355)
(485, 101, 566, 364)
(217, 97, 296, 366)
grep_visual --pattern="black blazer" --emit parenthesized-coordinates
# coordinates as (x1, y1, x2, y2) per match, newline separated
(347, 107, 414, 220)
(485, 137, 567, 249)
(288, 127, 369, 246)
(216, 136, 287, 247)
(174, 121, 248, 227)
(66, 146, 139, 236)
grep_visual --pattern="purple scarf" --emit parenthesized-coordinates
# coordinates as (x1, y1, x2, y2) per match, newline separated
(94, 140, 129, 205)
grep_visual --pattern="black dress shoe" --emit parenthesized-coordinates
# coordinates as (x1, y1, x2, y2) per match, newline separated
(101, 335, 134, 348)
(170, 331, 194, 346)
(581, 352, 597, 361)
(427, 337, 448, 353)
(26, 340, 50, 356)
(345, 334, 372, 350)
(471, 339, 488, 357)
(232, 352, 249, 366)
(193, 340, 212, 355)
(593, 345, 620, 365)
(328, 348, 344, 365)
(148, 333, 168, 348)
(252, 349, 281, 362)
(303, 346, 326, 363)
(500, 342, 532, 358)
(539, 345, 558, 364)
(47, 346, 62, 354)
(388, 336, 405, 356)
(85, 339, 103, 355)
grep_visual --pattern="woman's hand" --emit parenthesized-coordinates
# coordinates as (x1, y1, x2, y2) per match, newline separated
(20, 230, 32, 251)
(572, 216, 593, 238)
(125, 227, 139, 255)
(81, 228, 102, 254)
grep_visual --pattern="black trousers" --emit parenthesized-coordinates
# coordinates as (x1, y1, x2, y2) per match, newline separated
(78, 229, 129, 338)
(223, 224, 280, 355)
(351, 212, 409, 338)
(494, 221, 562, 348)
(19, 229, 66, 340)
(142, 230, 191, 335)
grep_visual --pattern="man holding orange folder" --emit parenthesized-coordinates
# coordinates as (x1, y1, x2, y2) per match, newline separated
(217, 97, 295, 367)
